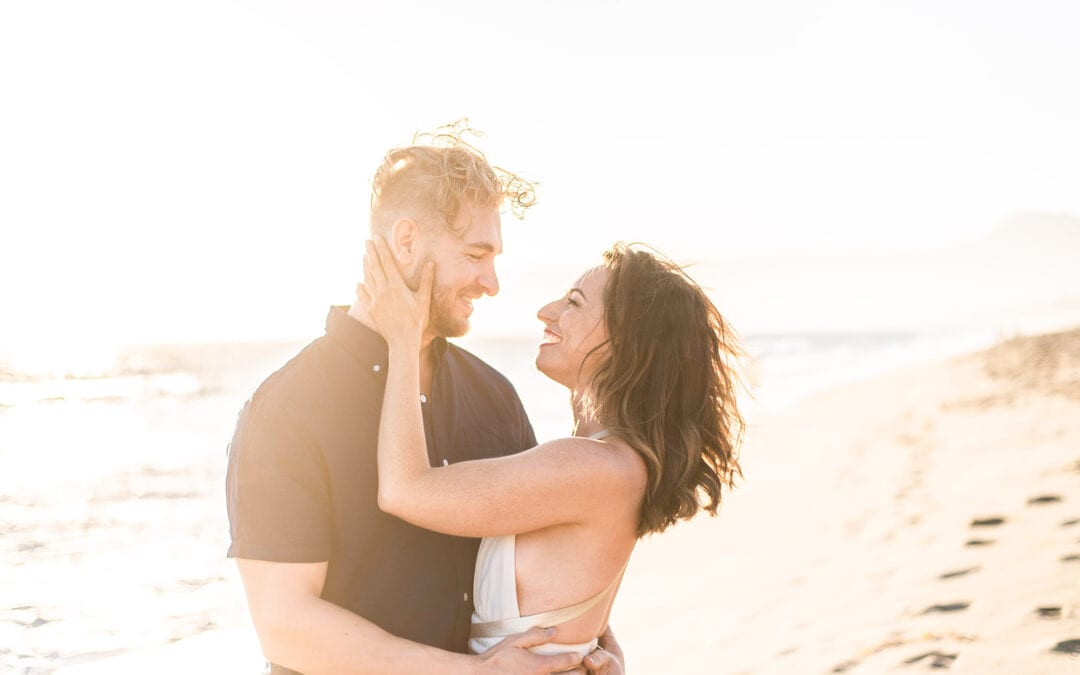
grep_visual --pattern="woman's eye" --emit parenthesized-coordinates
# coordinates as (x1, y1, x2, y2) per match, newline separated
(567, 298, 579, 307)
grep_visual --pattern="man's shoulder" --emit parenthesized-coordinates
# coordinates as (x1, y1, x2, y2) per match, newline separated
(249, 338, 324, 403)
(240, 334, 354, 424)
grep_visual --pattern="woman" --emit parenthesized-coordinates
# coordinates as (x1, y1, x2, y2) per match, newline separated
(359, 237, 745, 658)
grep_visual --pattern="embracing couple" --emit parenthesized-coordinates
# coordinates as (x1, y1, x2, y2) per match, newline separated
(225, 126, 745, 673)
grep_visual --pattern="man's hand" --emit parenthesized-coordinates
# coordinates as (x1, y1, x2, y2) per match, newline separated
(583, 625, 624, 674)
(475, 626, 582, 674)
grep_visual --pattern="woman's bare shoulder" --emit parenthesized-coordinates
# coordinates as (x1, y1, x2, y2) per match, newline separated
(600, 434, 650, 491)
(531, 434, 648, 494)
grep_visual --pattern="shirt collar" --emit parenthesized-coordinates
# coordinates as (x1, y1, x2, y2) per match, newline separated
(325, 306, 449, 378)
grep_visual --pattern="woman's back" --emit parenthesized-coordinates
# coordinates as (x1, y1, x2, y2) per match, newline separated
(472, 433, 645, 649)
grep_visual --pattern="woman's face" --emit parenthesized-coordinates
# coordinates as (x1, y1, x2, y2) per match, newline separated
(535, 265, 611, 389)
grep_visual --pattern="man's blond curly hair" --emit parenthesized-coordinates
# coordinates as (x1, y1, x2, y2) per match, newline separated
(369, 120, 536, 236)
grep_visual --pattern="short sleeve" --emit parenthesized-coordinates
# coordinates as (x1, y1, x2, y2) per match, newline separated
(225, 395, 332, 562)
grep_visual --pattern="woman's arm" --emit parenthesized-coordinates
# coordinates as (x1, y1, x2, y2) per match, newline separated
(361, 237, 628, 538)
(378, 338, 625, 537)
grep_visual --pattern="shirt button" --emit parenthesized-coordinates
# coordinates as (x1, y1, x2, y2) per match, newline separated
(442, 459, 449, 467)
(419, 394, 428, 403)
(463, 593, 469, 602)
(372, 364, 381, 373)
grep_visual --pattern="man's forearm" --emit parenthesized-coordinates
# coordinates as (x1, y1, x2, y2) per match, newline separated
(255, 594, 474, 674)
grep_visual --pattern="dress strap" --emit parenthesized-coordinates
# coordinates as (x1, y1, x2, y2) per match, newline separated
(586, 429, 611, 440)
(469, 557, 629, 639)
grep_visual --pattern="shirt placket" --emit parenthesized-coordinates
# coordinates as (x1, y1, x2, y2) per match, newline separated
(430, 359, 477, 650)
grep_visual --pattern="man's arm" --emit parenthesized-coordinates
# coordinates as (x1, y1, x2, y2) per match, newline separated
(237, 558, 582, 674)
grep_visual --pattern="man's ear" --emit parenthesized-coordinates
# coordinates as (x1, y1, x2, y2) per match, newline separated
(389, 218, 422, 266)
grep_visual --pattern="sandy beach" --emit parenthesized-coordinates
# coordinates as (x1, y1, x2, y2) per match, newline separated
(615, 327, 1080, 673)
(6, 327, 1079, 673)
(5, 0, 1080, 672)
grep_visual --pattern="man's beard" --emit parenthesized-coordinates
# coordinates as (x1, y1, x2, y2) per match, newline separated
(406, 260, 469, 338)
(429, 285, 468, 338)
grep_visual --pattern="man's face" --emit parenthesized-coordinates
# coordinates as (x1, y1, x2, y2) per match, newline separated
(412, 203, 503, 339)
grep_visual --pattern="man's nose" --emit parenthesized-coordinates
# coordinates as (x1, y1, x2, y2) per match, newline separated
(478, 260, 499, 297)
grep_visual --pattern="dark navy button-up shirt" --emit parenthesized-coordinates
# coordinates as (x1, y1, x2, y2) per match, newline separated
(226, 307, 536, 673)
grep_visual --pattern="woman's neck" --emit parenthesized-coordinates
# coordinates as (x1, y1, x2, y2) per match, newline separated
(570, 387, 605, 438)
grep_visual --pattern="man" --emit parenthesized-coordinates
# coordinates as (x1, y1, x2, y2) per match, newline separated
(226, 125, 624, 673)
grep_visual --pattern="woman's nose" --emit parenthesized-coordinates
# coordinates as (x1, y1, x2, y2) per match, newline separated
(537, 300, 558, 323)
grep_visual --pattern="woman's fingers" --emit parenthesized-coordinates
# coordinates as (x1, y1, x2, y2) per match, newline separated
(357, 282, 373, 307)
(372, 236, 407, 287)
(362, 237, 431, 340)
(417, 261, 434, 318)
(362, 254, 375, 291)
(364, 240, 386, 289)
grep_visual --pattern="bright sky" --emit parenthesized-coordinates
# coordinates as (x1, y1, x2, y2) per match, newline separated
(2, 0, 1078, 347)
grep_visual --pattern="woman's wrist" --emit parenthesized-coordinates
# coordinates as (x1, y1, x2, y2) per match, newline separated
(387, 339, 422, 362)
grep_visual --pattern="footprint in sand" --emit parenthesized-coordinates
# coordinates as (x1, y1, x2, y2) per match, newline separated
(831, 659, 860, 672)
(970, 516, 1006, 527)
(1036, 606, 1062, 619)
(1052, 638, 1080, 655)
(922, 602, 970, 614)
(965, 539, 995, 547)
(903, 651, 958, 669)
(938, 567, 980, 580)
(1027, 494, 1063, 505)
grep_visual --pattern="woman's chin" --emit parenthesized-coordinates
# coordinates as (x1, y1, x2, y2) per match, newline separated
(534, 358, 564, 387)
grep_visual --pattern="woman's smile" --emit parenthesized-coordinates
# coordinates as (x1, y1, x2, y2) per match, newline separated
(541, 329, 562, 345)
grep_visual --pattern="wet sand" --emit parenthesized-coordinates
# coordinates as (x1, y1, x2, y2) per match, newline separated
(1, 388, 263, 673)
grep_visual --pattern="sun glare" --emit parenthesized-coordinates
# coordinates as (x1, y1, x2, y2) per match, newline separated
(2, 338, 120, 380)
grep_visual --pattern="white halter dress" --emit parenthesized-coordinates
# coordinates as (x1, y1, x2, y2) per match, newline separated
(467, 430, 623, 659)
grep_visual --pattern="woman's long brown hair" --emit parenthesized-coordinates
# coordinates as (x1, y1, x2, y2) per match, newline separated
(587, 243, 746, 536)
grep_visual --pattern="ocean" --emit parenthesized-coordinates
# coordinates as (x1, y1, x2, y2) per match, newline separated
(0, 328, 996, 671)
